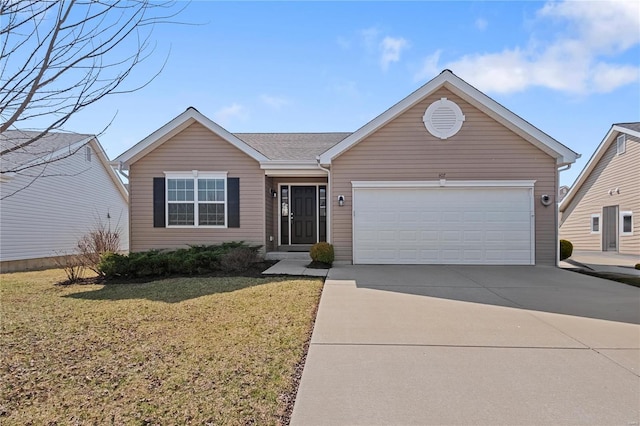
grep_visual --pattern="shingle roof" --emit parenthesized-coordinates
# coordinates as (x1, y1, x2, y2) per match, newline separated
(234, 132, 351, 161)
(0, 130, 93, 173)
(615, 122, 640, 134)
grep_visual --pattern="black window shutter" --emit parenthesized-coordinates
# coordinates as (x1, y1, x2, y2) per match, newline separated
(227, 177, 240, 228)
(153, 177, 166, 228)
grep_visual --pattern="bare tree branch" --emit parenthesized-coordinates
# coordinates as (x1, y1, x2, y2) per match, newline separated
(0, 0, 187, 197)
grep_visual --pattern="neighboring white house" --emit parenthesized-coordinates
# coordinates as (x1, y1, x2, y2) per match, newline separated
(1, 131, 129, 272)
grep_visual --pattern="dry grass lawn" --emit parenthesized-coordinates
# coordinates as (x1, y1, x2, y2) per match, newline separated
(0, 269, 323, 425)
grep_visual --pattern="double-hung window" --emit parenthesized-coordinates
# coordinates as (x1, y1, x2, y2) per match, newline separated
(165, 171, 227, 227)
(620, 211, 633, 236)
(590, 214, 600, 234)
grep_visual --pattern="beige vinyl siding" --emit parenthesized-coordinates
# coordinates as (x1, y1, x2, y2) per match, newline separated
(331, 88, 558, 265)
(560, 134, 640, 256)
(0, 143, 128, 264)
(128, 122, 265, 252)
(265, 177, 277, 252)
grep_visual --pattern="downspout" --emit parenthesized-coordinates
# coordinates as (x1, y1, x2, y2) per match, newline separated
(555, 162, 572, 266)
(316, 156, 331, 243)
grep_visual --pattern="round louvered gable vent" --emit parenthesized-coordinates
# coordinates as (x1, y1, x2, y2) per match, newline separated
(423, 98, 465, 139)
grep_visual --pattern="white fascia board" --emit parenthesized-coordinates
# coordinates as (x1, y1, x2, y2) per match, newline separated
(113, 108, 269, 168)
(351, 180, 536, 189)
(612, 125, 640, 139)
(319, 70, 579, 166)
(260, 161, 328, 177)
(560, 125, 620, 212)
(89, 138, 129, 202)
(442, 82, 579, 165)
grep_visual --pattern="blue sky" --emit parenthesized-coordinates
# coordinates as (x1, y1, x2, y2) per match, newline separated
(26, 1, 640, 186)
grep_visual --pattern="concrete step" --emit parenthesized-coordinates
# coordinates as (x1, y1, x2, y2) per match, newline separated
(265, 251, 310, 261)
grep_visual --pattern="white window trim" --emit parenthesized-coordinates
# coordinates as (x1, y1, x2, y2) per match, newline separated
(164, 171, 228, 228)
(590, 213, 601, 234)
(617, 134, 626, 155)
(620, 211, 633, 236)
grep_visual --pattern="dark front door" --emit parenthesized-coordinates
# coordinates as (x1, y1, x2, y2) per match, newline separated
(291, 186, 317, 244)
(602, 205, 618, 251)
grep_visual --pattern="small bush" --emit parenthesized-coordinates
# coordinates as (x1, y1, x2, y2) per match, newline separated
(97, 252, 130, 278)
(310, 242, 334, 265)
(53, 253, 85, 284)
(77, 219, 121, 276)
(219, 246, 260, 272)
(560, 239, 573, 261)
(635, 264, 640, 270)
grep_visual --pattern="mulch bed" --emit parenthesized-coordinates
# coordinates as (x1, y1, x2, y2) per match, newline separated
(56, 260, 279, 286)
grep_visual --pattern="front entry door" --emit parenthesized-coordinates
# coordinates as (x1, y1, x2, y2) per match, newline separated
(291, 186, 317, 244)
(602, 205, 618, 251)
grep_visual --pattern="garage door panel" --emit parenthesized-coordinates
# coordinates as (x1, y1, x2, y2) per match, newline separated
(353, 186, 533, 265)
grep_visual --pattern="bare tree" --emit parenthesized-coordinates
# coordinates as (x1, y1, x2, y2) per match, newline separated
(0, 0, 184, 188)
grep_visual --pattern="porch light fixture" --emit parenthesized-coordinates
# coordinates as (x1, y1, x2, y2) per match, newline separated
(338, 195, 345, 207)
(271, 189, 277, 198)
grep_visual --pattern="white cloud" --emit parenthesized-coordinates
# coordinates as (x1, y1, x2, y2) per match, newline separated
(415, 0, 640, 94)
(475, 18, 488, 31)
(380, 36, 409, 71)
(590, 62, 639, 93)
(360, 27, 380, 52)
(414, 50, 442, 82)
(260, 94, 290, 109)
(213, 103, 246, 126)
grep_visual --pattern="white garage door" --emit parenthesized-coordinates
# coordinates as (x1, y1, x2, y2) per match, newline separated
(352, 181, 535, 265)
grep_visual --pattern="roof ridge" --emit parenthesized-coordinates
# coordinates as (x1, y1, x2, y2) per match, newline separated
(233, 131, 352, 135)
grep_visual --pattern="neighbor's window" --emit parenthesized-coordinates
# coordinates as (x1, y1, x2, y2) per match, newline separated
(617, 134, 626, 155)
(620, 211, 633, 235)
(166, 172, 227, 227)
(590, 214, 600, 234)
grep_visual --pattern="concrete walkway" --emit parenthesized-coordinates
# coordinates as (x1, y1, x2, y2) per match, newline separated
(291, 265, 640, 425)
(262, 259, 329, 277)
(563, 250, 640, 277)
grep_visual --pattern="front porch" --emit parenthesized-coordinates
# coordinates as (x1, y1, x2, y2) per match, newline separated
(265, 177, 328, 253)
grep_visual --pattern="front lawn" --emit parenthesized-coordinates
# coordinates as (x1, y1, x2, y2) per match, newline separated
(0, 269, 323, 424)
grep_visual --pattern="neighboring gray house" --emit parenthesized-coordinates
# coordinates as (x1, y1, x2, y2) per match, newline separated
(560, 123, 639, 256)
(114, 70, 579, 265)
(0, 131, 129, 272)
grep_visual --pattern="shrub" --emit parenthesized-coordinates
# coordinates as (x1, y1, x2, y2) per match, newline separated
(310, 242, 334, 265)
(97, 242, 262, 279)
(559, 239, 573, 261)
(53, 252, 85, 284)
(97, 252, 130, 278)
(77, 219, 121, 276)
(635, 264, 640, 270)
(219, 246, 260, 272)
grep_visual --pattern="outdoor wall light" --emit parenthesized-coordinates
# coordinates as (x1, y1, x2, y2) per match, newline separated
(338, 195, 345, 207)
(540, 194, 552, 206)
(271, 189, 277, 198)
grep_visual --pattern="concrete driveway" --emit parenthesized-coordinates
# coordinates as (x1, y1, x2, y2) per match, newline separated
(291, 265, 640, 425)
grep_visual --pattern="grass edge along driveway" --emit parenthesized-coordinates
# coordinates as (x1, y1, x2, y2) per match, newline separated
(1, 269, 323, 425)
